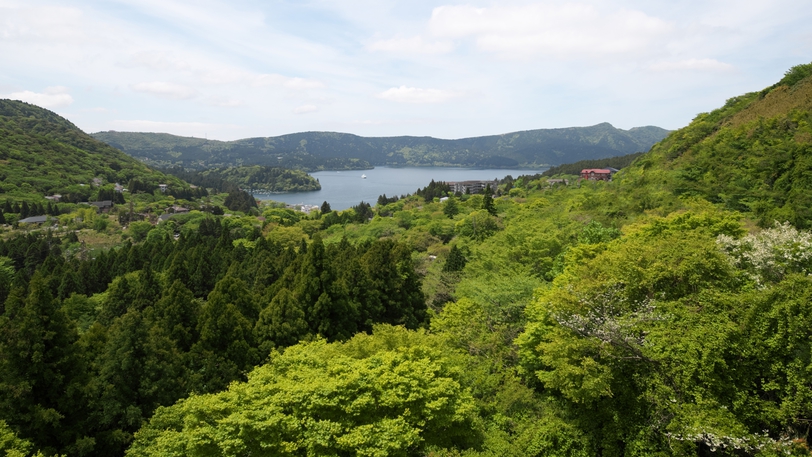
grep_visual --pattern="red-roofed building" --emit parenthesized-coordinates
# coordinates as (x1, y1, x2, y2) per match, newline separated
(580, 169, 612, 181)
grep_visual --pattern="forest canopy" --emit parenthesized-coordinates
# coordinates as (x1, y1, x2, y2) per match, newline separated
(2, 62, 812, 457)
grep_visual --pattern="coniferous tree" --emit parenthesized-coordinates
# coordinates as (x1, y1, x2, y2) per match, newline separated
(320, 201, 332, 214)
(443, 245, 467, 273)
(0, 256, 12, 306)
(0, 274, 85, 453)
(152, 280, 198, 352)
(255, 288, 309, 353)
(444, 196, 460, 219)
(482, 184, 497, 216)
(191, 303, 258, 393)
(99, 274, 137, 325)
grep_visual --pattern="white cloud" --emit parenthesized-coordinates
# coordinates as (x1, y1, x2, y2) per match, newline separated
(127, 51, 193, 73)
(253, 74, 325, 90)
(367, 35, 454, 54)
(649, 58, 734, 72)
(0, 5, 86, 42)
(110, 0, 264, 35)
(204, 96, 244, 107)
(131, 81, 197, 100)
(7, 86, 74, 108)
(377, 86, 460, 104)
(428, 3, 674, 58)
(293, 104, 318, 114)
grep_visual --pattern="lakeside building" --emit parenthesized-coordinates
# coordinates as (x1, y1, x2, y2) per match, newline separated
(447, 179, 498, 194)
(580, 169, 613, 181)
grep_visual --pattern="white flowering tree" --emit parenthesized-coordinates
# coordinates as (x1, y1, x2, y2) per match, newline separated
(519, 212, 812, 456)
(717, 221, 812, 285)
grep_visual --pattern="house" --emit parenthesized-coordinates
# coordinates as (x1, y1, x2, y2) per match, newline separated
(45, 194, 62, 202)
(159, 184, 168, 193)
(88, 200, 114, 212)
(547, 179, 569, 186)
(167, 206, 189, 214)
(19, 215, 49, 224)
(580, 169, 612, 181)
(447, 180, 498, 194)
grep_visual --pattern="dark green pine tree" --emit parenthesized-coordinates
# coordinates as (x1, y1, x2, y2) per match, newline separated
(442, 245, 467, 273)
(152, 280, 199, 352)
(482, 184, 497, 216)
(19, 202, 29, 219)
(88, 304, 193, 456)
(292, 235, 359, 340)
(360, 240, 426, 329)
(190, 276, 260, 393)
(98, 274, 137, 325)
(443, 196, 460, 219)
(254, 288, 309, 353)
(0, 256, 13, 306)
(130, 265, 161, 312)
(320, 201, 331, 214)
(209, 273, 260, 322)
(0, 274, 86, 454)
(57, 265, 85, 300)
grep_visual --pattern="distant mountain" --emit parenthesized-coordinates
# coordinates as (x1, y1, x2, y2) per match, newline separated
(0, 100, 186, 202)
(92, 123, 670, 171)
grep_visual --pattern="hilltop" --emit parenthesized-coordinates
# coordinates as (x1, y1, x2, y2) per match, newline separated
(92, 123, 669, 171)
(602, 62, 812, 227)
(0, 100, 187, 202)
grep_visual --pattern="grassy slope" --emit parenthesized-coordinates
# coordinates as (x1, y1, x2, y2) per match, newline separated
(594, 64, 812, 227)
(0, 100, 186, 201)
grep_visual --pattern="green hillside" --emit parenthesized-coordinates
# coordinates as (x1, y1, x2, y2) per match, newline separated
(0, 100, 187, 202)
(599, 62, 812, 227)
(92, 123, 669, 171)
(3, 64, 812, 457)
(200, 166, 321, 193)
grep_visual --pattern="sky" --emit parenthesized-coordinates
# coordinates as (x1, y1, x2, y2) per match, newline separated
(1, 0, 810, 141)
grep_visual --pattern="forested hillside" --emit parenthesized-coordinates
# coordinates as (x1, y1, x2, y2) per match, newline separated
(0, 100, 187, 202)
(200, 165, 321, 193)
(1, 63, 812, 457)
(92, 123, 669, 171)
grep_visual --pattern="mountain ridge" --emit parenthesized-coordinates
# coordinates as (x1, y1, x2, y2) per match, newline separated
(92, 123, 669, 171)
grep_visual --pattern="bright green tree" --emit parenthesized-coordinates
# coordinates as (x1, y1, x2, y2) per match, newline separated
(127, 326, 478, 457)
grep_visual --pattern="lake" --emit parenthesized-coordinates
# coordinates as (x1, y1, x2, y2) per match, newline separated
(254, 166, 548, 210)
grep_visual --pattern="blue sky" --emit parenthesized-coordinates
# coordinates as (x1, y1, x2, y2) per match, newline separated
(1, 0, 810, 140)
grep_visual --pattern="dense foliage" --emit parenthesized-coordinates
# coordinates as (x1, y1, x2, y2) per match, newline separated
(93, 123, 669, 170)
(0, 100, 186, 202)
(540, 151, 645, 176)
(201, 165, 321, 193)
(0, 223, 425, 456)
(1, 63, 812, 457)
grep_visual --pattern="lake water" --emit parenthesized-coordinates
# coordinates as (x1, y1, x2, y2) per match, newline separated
(254, 166, 548, 210)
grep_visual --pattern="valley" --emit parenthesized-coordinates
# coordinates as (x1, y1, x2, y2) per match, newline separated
(0, 62, 811, 456)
